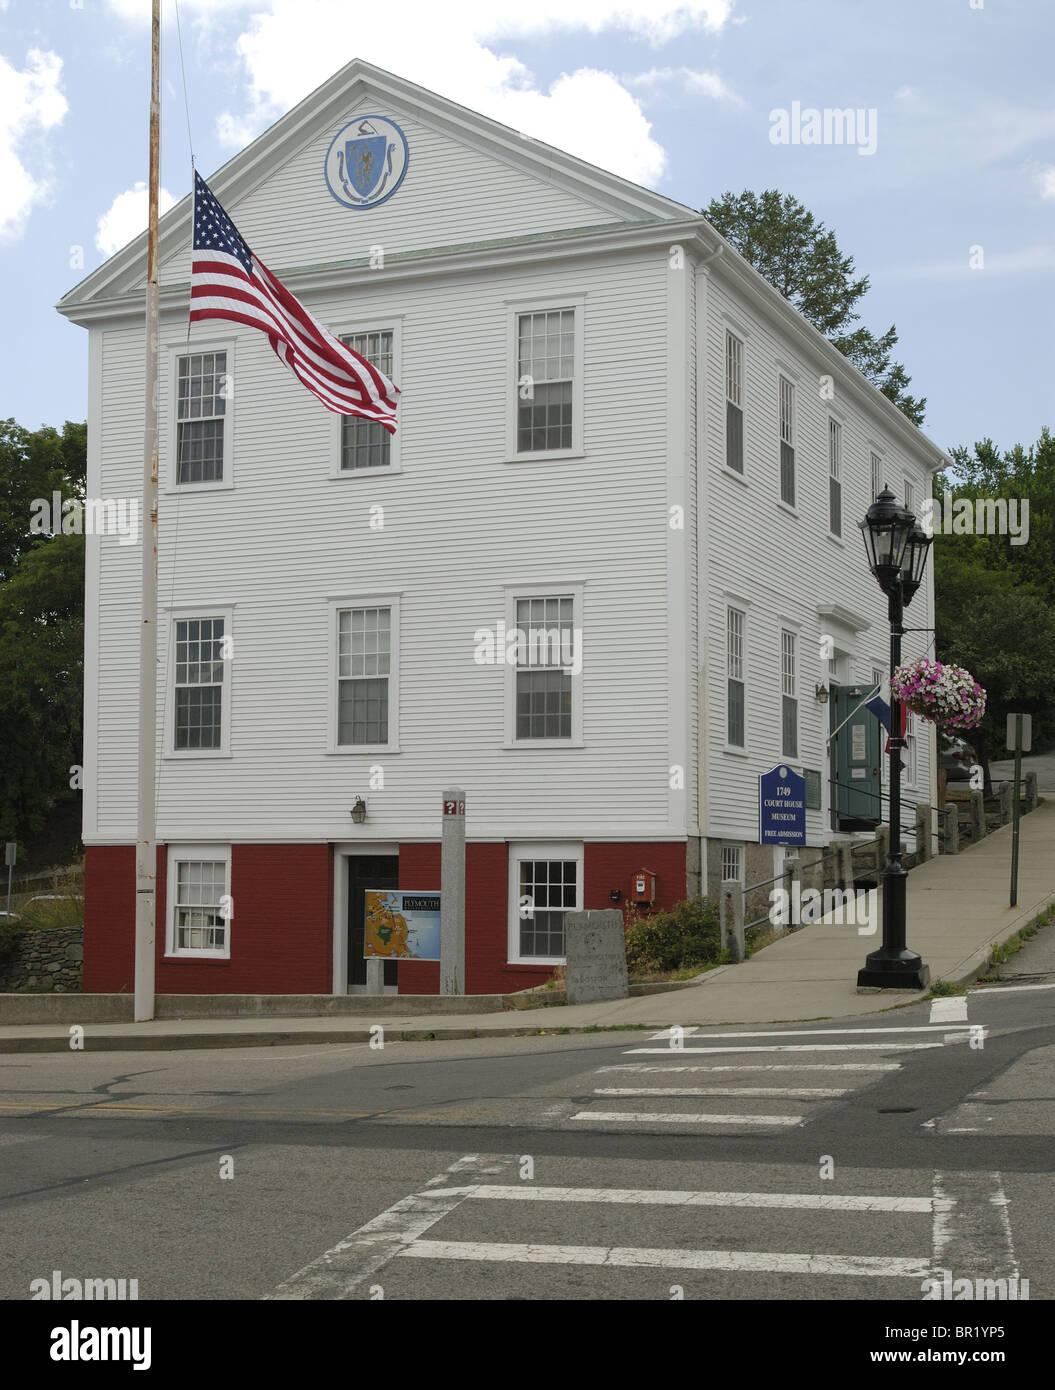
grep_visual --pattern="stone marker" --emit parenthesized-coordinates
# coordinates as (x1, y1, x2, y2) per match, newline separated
(563, 909, 630, 1005)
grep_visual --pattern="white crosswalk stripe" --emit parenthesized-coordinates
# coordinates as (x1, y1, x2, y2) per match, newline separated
(271, 1159, 1014, 1295)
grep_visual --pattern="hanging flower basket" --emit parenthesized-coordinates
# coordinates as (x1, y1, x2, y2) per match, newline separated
(890, 657, 986, 731)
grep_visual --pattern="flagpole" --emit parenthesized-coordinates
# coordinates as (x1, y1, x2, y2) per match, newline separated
(134, 0, 161, 1021)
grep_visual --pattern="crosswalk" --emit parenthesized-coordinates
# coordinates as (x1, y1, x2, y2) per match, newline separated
(269, 1006, 1019, 1299)
(559, 1018, 986, 1133)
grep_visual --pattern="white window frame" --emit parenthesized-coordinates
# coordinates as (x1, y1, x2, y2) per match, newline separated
(163, 605, 233, 759)
(166, 339, 235, 493)
(329, 318, 403, 478)
(871, 451, 883, 500)
(720, 844, 744, 887)
(778, 375, 796, 508)
(724, 329, 745, 476)
(506, 295, 585, 463)
(327, 595, 401, 754)
(904, 708, 918, 788)
(506, 840, 583, 966)
(828, 416, 843, 538)
(781, 628, 798, 760)
(165, 844, 232, 959)
(502, 582, 584, 748)
(904, 477, 915, 514)
(725, 604, 747, 752)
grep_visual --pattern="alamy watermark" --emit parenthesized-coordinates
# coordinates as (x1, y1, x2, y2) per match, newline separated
(769, 884, 877, 935)
(30, 493, 139, 546)
(919, 493, 1029, 545)
(473, 621, 583, 675)
(769, 102, 878, 156)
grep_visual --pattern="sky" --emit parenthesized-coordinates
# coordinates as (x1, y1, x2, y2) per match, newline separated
(0, 0, 1051, 459)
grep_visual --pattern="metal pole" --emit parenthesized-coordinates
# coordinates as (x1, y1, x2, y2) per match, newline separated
(857, 585, 929, 989)
(134, 0, 161, 1021)
(1010, 716, 1023, 908)
(439, 789, 466, 995)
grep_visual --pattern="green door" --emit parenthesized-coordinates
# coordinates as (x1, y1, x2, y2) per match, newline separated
(830, 684, 882, 830)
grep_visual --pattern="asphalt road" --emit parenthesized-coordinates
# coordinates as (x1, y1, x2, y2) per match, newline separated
(1, 979, 1053, 1308)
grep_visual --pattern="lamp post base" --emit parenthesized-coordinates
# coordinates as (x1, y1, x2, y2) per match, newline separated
(856, 950, 930, 991)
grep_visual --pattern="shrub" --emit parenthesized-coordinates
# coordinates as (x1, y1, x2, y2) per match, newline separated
(624, 895, 722, 975)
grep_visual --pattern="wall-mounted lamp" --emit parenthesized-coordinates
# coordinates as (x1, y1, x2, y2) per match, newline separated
(350, 797, 367, 824)
(815, 683, 830, 705)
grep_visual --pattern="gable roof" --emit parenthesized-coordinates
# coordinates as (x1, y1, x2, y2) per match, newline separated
(57, 58, 695, 311)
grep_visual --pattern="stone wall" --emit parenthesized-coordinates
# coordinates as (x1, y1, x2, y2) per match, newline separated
(0, 925, 83, 992)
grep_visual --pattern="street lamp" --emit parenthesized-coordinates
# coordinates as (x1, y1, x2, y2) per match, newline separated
(857, 489, 933, 990)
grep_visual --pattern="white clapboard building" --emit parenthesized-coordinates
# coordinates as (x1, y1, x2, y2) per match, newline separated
(58, 60, 944, 997)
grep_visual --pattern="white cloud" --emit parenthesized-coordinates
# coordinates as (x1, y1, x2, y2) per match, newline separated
(0, 48, 68, 242)
(627, 66, 745, 106)
(208, 0, 737, 185)
(95, 181, 177, 257)
(1037, 165, 1055, 200)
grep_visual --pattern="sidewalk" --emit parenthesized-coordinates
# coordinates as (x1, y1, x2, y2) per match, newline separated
(2, 802, 1052, 1052)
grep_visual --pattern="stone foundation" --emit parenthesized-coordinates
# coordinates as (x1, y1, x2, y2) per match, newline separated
(0, 925, 83, 992)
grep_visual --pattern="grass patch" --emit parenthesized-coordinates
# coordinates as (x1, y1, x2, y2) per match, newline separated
(929, 979, 966, 997)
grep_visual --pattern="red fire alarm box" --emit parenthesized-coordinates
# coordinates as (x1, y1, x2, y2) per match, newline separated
(631, 869, 656, 904)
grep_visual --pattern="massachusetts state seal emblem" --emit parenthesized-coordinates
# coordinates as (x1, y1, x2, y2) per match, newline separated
(324, 115, 409, 210)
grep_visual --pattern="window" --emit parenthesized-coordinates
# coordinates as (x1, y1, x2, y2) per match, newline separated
(517, 309, 575, 452)
(871, 451, 882, 499)
(166, 847, 231, 958)
(727, 607, 745, 747)
(781, 630, 798, 759)
(725, 331, 743, 473)
(828, 418, 842, 536)
(177, 351, 228, 484)
(508, 843, 583, 964)
(337, 606, 392, 746)
(873, 666, 887, 785)
(171, 615, 228, 754)
(904, 478, 915, 515)
(904, 709, 917, 786)
(515, 595, 574, 739)
(779, 376, 795, 505)
(721, 845, 743, 884)
(340, 331, 394, 471)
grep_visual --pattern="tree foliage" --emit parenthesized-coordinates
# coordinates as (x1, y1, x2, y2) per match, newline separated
(933, 429, 1055, 776)
(0, 421, 86, 853)
(703, 189, 926, 424)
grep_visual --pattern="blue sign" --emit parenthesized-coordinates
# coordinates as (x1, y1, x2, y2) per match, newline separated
(759, 764, 806, 845)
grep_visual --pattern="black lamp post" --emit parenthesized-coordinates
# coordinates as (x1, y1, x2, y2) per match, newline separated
(857, 489, 933, 990)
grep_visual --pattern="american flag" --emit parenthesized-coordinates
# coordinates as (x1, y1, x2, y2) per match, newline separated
(189, 171, 398, 431)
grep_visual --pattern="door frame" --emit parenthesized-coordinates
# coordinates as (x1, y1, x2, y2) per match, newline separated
(332, 842, 399, 994)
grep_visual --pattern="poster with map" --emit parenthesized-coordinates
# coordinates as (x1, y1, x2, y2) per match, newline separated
(363, 890, 441, 960)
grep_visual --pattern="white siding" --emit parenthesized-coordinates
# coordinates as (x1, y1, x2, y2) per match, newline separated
(159, 104, 627, 291)
(91, 250, 682, 843)
(699, 273, 935, 845)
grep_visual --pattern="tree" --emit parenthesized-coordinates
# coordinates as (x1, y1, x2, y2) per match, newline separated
(0, 419, 86, 582)
(704, 189, 926, 424)
(0, 419, 87, 857)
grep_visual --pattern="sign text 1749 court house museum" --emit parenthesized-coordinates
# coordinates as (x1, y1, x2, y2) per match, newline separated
(58, 60, 945, 997)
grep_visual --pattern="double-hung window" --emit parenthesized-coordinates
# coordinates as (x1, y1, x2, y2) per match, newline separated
(727, 607, 745, 748)
(334, 603, 398, 749)
(176, 351, 229, 485)
(828, 418, 842, 536)
(516, 309, 576, 453)
(726, 331, 744, 473)
(781, 630, 798, 759)
(779, 376, 795, 505)
(169, 611, 231, 756)
(515, 595, 574, 740)
(166, 846, 231, 958)
(507, 843, 583, 964)
(339, 329, 396, 472)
